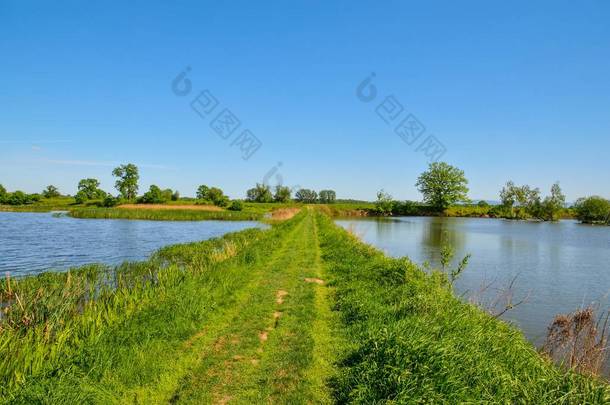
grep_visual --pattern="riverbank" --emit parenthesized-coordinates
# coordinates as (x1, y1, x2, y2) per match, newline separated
(1, 209, 607, 403)
(1, 199, 583, 223)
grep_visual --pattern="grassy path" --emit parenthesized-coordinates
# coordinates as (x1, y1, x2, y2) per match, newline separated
(166, 210, 335, 404)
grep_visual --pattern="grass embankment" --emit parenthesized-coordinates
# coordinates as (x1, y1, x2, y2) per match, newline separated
(1, 210, 607, 403)
(68, 207, 262, 221)
(0, 197, 77, 212)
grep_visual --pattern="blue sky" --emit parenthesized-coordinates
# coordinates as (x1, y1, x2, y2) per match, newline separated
(1, 1, 609, 201)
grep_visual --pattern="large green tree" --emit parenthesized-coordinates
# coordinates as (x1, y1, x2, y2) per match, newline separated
(196, 185, 210, 200)
(75, 178, 106, 203)
(112, 163, 139, 200)
(415, 162, 469, 211)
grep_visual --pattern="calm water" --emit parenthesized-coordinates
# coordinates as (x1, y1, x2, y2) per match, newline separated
(0, 212, 265, 276)
(336, 216, 610, 346)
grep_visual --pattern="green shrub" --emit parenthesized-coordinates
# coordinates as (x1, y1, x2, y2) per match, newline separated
(139, 185, 169, 204)
(228, 200, 244, 211)
(101, 195, 120, 207)
(573, 196, 610, 224)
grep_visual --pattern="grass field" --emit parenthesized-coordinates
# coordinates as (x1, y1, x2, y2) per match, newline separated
(1, 209, 608, 403)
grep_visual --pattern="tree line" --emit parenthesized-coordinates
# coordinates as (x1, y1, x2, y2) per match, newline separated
(1, 161, 608, 225)
(245, 183, 336, 204)
(374, 162, 610, 225)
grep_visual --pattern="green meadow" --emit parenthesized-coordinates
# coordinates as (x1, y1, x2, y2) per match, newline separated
(1, 209, 607, 404)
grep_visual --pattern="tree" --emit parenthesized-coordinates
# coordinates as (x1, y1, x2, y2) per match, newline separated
(208, 187, 229, 207)
(375, 189, 393, 215)
(319, 190, 337, 204)
(540, 183, 566, 221)
(295, 189, 318, 203)
(573, 196, 610, 224)
(42, 185, 61, 198)
(140, 185, 167, 204)
(75, 178, 106, 203)
(500, 181, 538, 219)
(171, 190, 180, 201)
(416, 162, 469, 211)
(7, 191, 29, 205)
(161, 188, 173, 202)
(112, 163, 139, 200)
(0, 184, 6, 203)
(273, 185, 291, 203)
(197, 185, 210, 200)
(500, 181, 564, 221)
(246, 183, 273, 203)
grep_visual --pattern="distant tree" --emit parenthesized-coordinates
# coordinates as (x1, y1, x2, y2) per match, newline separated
(140, 185, 168, 204)
(112, 163, 139, 200)
(539, 183, 566, 221)
(273, 185, 291, 203)
(573, 196, 610, 224)
(477, 200, 489, 208)
(500, 181, 535, 219)
(295, 189, 318, 203)
(171, 190, 180, 201)
(42, 185, 61, 198)
(319, 190, 337, 204)
(7, 191, 29, 205)
(208, 187, 229, 207)
(0, 184, 7, 203)
(501, 181, 564, 221)
(161, 188, 173, 202)
(247, 183, 273, 203)
(375, 189, 394, 215)
(197, 185, 210, 200)
(75, 178, 106, 203)
(416, 162, 469, 212)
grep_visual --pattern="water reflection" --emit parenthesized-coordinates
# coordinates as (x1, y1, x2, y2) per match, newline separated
(336, 216, 610, 347)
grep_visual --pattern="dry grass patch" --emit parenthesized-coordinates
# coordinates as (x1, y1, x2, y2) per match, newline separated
(270, 208, 301, 221)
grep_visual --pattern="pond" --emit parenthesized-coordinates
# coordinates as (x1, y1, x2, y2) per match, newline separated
(0, 212, 265, 276)
(336, 216, 610, 346)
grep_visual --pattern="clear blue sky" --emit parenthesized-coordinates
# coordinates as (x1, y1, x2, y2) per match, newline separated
(1, 1, 609, 201)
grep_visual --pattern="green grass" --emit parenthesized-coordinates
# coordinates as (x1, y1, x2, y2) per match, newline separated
(68, 207, 263, 221)
(0, 210, 607, 403)
(315, 212, 608, 403)
(0, 196, 78, 212)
